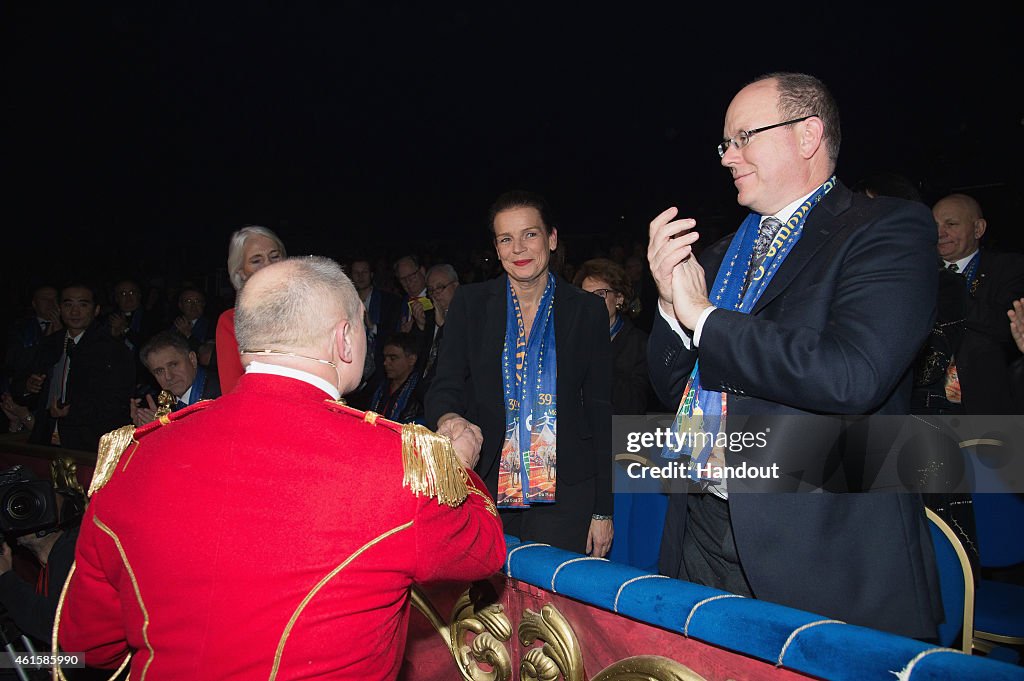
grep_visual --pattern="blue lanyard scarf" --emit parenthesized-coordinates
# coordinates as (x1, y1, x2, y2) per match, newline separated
(187, 366, 207, 405)
(498, 273, 558, 508)
(370, 371, 419, 422)
(960, 253, 980, 295)
(609, 314, 624, 339)
(665, 177, 837, 480)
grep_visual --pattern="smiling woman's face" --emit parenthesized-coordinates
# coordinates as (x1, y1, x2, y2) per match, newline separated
(493, 206, 557, 286)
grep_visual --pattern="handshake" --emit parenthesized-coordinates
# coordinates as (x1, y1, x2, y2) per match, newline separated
(436, 414, 484, 470)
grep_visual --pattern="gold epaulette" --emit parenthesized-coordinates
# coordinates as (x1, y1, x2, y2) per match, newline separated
(322, 401, 469, 507)
(90, 425, 136, 497)
(88, 401, 214, 497)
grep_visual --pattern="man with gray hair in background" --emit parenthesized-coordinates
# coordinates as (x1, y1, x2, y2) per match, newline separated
(59, 256, 505, 680)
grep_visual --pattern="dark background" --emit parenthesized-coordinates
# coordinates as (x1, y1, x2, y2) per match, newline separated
(3, 3, 1022, 310)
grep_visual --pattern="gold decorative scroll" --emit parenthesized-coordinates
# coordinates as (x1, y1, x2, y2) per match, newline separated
(518, 603, 707, 681)
(410, 585, 512, 681)
(411, 588, 708, 681)
(591, 656, 708, 681)
(518, 605, 584, 681)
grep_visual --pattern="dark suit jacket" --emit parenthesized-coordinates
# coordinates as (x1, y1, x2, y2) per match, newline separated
(177, 316, 214, 353)
(611, 317, 650, 415)
(649, 182, 942, 638)
(366, 287, 404, 371)
(426, 274, 613, 516)
(955, 249, 1024, 414)
(21, 322, 135, 452)
(911, 266, 969, 411)
(4, 317, 49, 387)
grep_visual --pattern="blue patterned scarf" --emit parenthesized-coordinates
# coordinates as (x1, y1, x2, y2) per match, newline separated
(665, 177, 837, 481)
(498, 273, 558, 507)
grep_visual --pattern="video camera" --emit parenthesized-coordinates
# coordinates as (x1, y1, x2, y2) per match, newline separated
(0, 466, 84, 540)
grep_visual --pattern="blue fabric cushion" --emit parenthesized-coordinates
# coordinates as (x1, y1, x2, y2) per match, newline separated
(975, 579, 1024, 637)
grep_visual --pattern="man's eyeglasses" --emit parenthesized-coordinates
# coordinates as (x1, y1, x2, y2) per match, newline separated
(427, 281, 455, 296)
(589, 288, 616, 299)
(398, 271, 422, 284)
(717, 114, 817, 158)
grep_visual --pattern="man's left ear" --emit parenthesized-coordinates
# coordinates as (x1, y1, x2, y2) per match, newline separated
(974, 218, 987, 241)
(188, 351, 198, 369)
(799, 116, 825, 159)
(334, 320, 356, 365)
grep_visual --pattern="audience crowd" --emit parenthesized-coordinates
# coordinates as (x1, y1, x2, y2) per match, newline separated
(0, 70, 1022, 677)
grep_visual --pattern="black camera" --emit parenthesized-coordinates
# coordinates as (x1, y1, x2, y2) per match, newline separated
(0, 466, 83, 539)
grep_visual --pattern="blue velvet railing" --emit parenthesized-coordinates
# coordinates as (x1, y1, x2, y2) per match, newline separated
(503, 535, 1024, 681)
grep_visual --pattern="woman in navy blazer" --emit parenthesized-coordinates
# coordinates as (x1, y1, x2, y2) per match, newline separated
(426, 191, 614, 556)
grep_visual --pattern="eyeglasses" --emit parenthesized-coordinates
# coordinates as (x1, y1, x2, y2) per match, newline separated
(117, 290, 139, 297)
(717, 114, 817, 158)
(427, 281, 455, 296)
(397, 271, 423, 284)
(589, 288, 617, 299)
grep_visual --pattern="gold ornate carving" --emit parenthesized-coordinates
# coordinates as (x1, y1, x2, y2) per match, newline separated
(590, 656, 708, 681)
(154, 390, 174, 419)
(452, 590, 513, 681)
(518, 605, 584, 681)
(518, 603, 708, 681)
(412, 591, 708, 681)
(410, 585, 512, 681)
(50, 457, 84, 497)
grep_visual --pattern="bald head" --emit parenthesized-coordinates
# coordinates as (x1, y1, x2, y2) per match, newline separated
(934, 193, 983, 220)
(236, 256, 362, 352)
(933, 193, 986, 262)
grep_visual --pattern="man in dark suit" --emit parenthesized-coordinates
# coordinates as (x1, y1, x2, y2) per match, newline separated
(394, 255, 436, 372)
(171, 287, 214, 358)
(13, 283, 134, 452)
(130, 330, 221, 425)
(646, 72, 941, 638)
(349, 257, 403, 391)
(108, 279, 161, 351)
(3, 285, 62, 389)
(925, 193, 1024, 414)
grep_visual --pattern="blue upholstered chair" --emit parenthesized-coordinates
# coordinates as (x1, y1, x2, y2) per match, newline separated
(926, 508, 975, 653)
(971, 492, 1024, 656)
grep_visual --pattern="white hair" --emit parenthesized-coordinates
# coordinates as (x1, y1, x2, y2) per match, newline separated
(227, 225, 287, 291)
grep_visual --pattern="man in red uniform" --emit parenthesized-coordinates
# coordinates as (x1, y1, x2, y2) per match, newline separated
(58, 256, 504, 680)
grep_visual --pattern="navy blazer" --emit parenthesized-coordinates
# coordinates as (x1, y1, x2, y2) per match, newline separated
(649, 181, 943, 639)
(426, 274, 613, 516)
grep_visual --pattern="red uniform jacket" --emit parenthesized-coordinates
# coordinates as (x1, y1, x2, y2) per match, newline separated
(58, 372, 505, 680)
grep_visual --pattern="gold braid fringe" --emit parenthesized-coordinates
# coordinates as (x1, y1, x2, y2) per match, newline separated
(401, 423, 469, 507)
(89, 425, 136, 497)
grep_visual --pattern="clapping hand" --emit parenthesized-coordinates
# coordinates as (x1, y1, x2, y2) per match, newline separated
(647, 207, 709, 329)
(1009, 298, 1024, 354)
(173, 316, 192, 337)
(130, 394, 159, 426)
